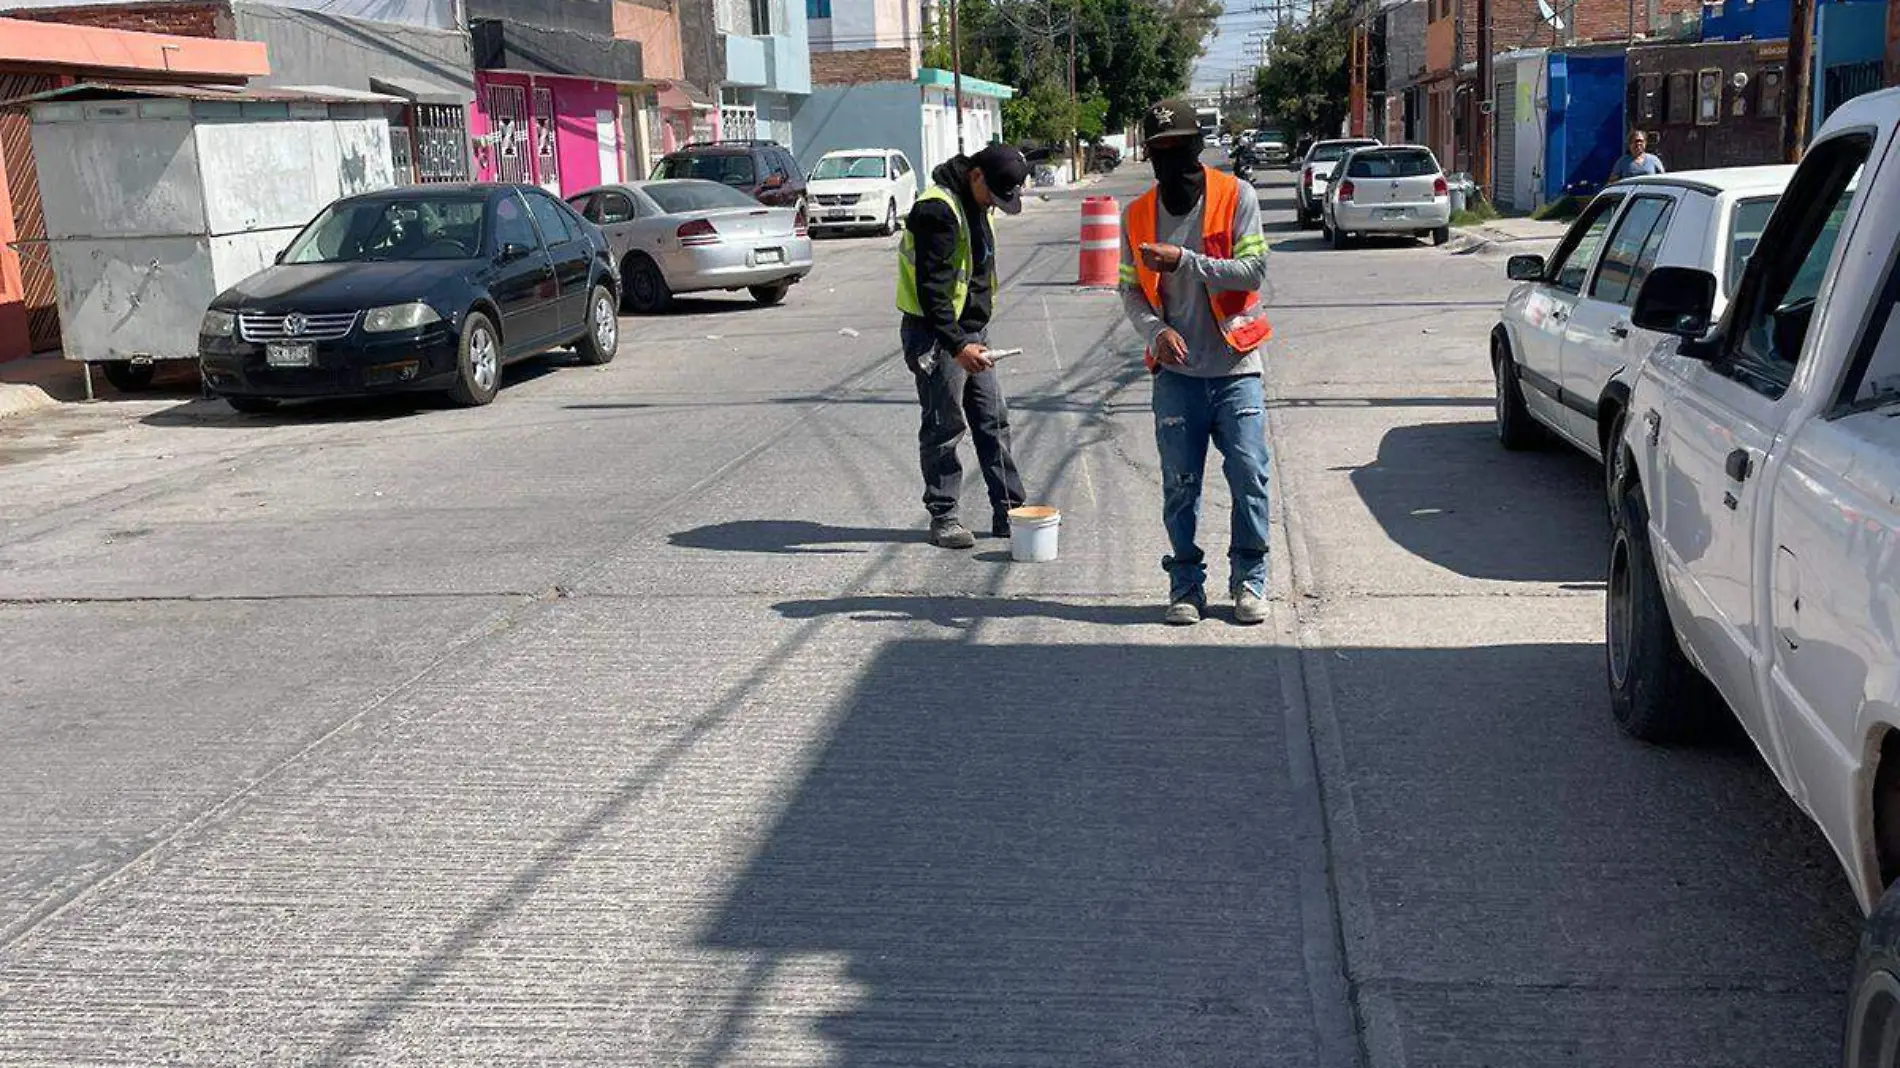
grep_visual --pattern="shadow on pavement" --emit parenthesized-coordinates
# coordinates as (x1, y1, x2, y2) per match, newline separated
(669, 519, 919, 554)
(137, 357, 573, 428)
(693, 639, 1855, 1066)
(1352, 419, 1606, 582)
(771, 594, 1159, 628)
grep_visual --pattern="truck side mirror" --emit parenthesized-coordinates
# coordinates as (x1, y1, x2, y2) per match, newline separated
(1632, 265, 1718, 342)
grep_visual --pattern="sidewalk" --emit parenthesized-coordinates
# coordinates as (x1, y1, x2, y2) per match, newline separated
(1447, 214, 1570, 254)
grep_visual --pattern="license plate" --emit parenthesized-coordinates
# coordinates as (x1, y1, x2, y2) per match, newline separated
(1377, 208, 1410, 220)
(266, 342, 313, 367)
(756, 248, 784, 264)
(825, 209, 852, 219)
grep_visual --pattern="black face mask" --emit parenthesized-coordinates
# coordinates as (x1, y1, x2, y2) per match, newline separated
(1149, 142, 1205, 215)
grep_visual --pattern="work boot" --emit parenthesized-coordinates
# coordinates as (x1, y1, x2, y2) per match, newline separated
(1164, 592, 1206, 626)
(1233, 588, 1268, 626)
(929, 517, 976, 550)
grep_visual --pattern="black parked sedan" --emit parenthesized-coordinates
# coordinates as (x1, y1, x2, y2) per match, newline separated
(200, 184, 620, 413)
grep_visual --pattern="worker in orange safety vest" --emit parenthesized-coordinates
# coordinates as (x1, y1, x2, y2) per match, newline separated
(1119, 97, 1274, 627)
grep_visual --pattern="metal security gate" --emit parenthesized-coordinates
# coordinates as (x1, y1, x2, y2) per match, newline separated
(485, 83, 531, 183)
(1494, 70, 1519, 210)
(0, 73, 60, 353)
(1823, 61, 1884, 121)
(532, 87, 559, 193)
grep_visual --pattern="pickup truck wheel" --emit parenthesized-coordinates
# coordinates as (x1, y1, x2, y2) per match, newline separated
(1492, 340, 1542, 451)
(1847, 882, 1900, 1068)
(1607, 483, 1719, 743)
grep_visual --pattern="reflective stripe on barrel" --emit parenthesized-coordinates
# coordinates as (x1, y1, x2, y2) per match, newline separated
(1078, 195, 1120, 287)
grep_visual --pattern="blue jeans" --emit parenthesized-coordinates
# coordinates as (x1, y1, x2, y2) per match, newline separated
(1152, 370, 1271, 601)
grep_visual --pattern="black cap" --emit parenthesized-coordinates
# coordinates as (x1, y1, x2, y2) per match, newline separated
(1142, 98, 1202, 146)
(971, 143, 1030, 214)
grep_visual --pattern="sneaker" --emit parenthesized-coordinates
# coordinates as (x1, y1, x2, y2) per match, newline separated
(1163, 594, 1206, 626)
(1232, 588, 1268, 626)
(992, 509, 1012, 539)
(929, 517, 976, 550)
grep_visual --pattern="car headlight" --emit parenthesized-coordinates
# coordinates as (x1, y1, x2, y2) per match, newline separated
(363, 302, 442, 333)
(201, 308, 236, 337)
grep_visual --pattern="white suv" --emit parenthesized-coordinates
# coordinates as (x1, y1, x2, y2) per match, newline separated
(806, 148, 918, 236)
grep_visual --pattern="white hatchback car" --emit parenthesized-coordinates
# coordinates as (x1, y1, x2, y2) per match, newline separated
(1321, 144, 1453, 248)
(807, 148, 918, 236)
(1491, 164, 1796, 488)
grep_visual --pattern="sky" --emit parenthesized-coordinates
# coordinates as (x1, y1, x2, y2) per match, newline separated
(1189, 0, 1304, 92)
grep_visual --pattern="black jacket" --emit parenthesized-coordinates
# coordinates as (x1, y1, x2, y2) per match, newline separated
(903, 156, 996, 352)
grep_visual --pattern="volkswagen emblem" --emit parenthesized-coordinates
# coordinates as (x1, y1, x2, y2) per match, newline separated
(283, 312, 308, 337)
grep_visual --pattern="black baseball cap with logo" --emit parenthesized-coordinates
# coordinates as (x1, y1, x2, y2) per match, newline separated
(971, 143, 1031, 214)
(1142, 98, 1203, 145)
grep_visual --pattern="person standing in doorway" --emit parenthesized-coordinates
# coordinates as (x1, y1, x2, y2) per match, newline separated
(896, 144, 1033, 549)
(1610, 130, 1666, 180)
(1120, 98, 1274, 626)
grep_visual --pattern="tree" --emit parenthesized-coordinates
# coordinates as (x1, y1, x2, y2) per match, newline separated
(1252, 0, 1352, 142)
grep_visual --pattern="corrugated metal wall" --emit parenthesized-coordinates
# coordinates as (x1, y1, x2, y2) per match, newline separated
(1494, 67, 1519, 210)
(0, 73, 61, 353)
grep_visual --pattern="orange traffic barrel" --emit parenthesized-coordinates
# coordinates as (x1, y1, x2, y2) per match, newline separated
(1079, 196, 1120, 287)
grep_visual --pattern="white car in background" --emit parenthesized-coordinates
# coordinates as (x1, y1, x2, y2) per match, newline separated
(1490, 164, 1796, 496)
(806, 148, 918, 236)
(1296, 137, 1380, 226)
(1320, 144, 1453, 248)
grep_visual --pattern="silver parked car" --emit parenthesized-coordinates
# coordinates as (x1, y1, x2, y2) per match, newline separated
(567, 179, 813, 313)
(1321, 144, 1453, 249)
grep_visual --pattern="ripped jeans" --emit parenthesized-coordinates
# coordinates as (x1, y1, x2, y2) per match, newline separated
(1152, 369, 1271, 601)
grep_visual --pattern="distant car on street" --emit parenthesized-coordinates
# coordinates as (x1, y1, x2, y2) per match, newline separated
(1296, 137, 1380, 226)
(805, 148, 918, 236)
(651, 140, 809, 218)
(568, 179, 813, 314)
(1491, 164, 1795, 491)
(198, 184, 620, 413)
(1320, 144, 1453, 248)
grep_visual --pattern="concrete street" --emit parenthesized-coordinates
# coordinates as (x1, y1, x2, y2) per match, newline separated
(0, 164, 1862, 1066)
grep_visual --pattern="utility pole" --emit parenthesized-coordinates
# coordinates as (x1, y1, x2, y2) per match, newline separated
(1784, 0, 1814, 161)
(950, 0, 966, 153)
(1476, 0, 1493, 199)
(1068, 0, 1079, 174)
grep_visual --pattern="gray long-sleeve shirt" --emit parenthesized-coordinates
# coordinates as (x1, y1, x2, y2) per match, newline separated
(1119, 188, 1270, 378)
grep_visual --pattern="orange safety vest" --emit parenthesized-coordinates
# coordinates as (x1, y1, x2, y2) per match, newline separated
(1125, 166, 1273, 372)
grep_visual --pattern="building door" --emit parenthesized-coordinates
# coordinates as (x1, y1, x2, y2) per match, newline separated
(0, 73, 60, 355)
(485, 82, 531, 183)
(1495, 70, 1518, 209)
(532, 86, 560, 194)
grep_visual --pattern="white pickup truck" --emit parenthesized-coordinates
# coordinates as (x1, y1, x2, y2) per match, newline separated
(1609, 85, 1900, 1060)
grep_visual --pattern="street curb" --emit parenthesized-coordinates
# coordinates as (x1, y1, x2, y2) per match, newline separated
(0, 382, 57, 423)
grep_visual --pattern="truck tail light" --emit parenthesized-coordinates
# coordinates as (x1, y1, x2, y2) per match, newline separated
(677, 219, 720, 246)
(1302, 166, 1313, 188)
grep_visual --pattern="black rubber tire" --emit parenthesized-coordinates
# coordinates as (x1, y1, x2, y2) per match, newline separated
(625, 254, 674, 315)
(101, 360, 156, 392)
(880, 199, 899, 237)
(749, 281, 791, 306)
(1493, 338, 1542, 451)
(1329, 222, 1350, 250)
(1432, 225, 1452, 246)
(1846, 882, 1900, 1068)
(1603, 406, 1630, 514)
(226, 395, 279, 414)
(574, 285, 619, 366)
(446, 311, 502, 407)
(1607, 482, 1721, 743)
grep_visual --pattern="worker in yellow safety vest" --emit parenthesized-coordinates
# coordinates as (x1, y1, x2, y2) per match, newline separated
(1119, 98, 1275, 626)
(895, 143, 1032, 550)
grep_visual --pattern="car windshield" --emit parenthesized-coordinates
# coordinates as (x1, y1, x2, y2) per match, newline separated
(813, 155, 887, 180)
(643, 180, 764, 214)
(1346, 149, 1439, 178)
(282, 197, 486, 263)
(1312, 141, 1378, 163)
(654, 153, 757, 186)
(1727, 196, 1778, 294)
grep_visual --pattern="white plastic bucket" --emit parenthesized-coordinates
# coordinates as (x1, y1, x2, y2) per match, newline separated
(1008, 506, 1061, 562)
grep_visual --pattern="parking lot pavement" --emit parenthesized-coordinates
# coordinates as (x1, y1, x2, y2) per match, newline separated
(0, 167, 1862, 1067)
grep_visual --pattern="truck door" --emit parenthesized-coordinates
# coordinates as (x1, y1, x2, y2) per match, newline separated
(1651, 134, 1872, 770)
